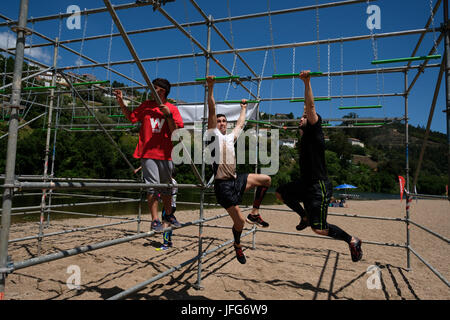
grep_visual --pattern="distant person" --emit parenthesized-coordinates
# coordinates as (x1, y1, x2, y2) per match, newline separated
(114, 78, 183, 232)
(206, 75, 271, 264)
(275, 70, 363, 263)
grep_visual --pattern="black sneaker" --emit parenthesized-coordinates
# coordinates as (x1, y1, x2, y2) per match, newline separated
(296, 218, 309, 231)
(246, 214, 269, 228)
(163, 214, 181, 228)
(233, 244, 246, 264)
(349, 237, 363, 262)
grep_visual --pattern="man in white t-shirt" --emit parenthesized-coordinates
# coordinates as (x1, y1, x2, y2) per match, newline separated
(206, 75, 272, 264)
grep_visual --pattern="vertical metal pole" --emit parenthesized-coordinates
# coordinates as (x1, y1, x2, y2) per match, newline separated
(404, 71, 411, 270)
(0, 0, 29, 300)
(252, 78, 264, 250)
(444, 0, 450, 201)
(37, 37, 59, 255)
(195, 14, 212, 290)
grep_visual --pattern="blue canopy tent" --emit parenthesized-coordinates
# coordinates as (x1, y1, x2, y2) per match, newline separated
(334, 184, 358, 199)
(334, 184, 357, 189)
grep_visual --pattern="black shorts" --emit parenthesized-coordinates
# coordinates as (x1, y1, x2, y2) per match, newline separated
(276, 179, 333, 230)
(214, 173, 249, 210)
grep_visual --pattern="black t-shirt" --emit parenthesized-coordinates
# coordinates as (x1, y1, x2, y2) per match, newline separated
(298, 114, 328, 181)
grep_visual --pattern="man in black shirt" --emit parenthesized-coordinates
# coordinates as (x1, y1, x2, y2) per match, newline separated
(275, 70, 363, 263)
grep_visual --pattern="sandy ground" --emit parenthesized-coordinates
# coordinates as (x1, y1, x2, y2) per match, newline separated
(3, 199, 450, 300)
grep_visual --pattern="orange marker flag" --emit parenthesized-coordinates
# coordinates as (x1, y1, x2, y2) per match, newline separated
(398, 176, 405, 201)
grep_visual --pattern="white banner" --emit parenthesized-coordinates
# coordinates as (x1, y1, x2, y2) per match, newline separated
(177, 103, 258, 126)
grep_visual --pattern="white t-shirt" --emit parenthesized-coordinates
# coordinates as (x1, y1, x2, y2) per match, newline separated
(209, 128, 241, 180)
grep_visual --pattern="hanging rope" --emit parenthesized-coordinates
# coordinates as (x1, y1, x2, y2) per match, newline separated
(328, 40, 332, 118)
(429, 0, 439, 54)
(367, 0, 381, 106)
(183, 0, 199, 104)
(315, 0, 321, 71)
(76, 12, 89, 74)
(291, 47, 296, 100)
(267, 0, 277, 74)
(225, 0, 238, 101)
(340, 38, 344, 108)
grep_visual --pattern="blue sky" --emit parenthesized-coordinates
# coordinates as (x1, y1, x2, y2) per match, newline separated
(1, 0, 448, 133)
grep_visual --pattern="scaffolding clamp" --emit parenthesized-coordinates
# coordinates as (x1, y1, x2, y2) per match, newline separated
(0, 257, 14, 278)
(3, 102, 25, 110)
(10, 25, 33, 35)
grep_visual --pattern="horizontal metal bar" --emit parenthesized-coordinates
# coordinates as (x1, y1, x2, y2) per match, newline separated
(4, 182, 205, 190)
(49, 209, 145, 221)
(338, 105, 383, 109)
(10, 0, 371, 49)
(0, 198, 141, 213)
(0, 1, 154, 27)
(211, 28, 440, 56)
(258, 206, 405, 222)
(108, 224, 254, 300)
(203, 224, 406, 248)
(9, 219, 138, 244)
(408, 220, 450, 243)
(409, 193, 449, 200)
(7, 175, 140, 183)
(408, 246, 450, 287)
(273, 72, 323, 78)
(11, 212, 228, 272)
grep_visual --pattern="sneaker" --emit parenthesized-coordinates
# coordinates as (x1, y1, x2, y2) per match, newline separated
(349, 237, 363, 262)
(156, 244, 171, 251)
(151, 219, 163, 232)
(163, 214, 181, 228)
(233, 244, 246, 264)
(296, 218, 309, 231)
(246, 214, 269, 228)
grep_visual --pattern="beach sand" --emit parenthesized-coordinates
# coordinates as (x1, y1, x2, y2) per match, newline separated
(3, 199, 450, 300)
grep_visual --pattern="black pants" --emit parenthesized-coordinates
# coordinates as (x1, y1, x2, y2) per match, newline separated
(276, 179, 333, 230)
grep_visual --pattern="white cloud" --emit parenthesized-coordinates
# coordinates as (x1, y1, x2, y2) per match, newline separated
(0, 31, 52, 64)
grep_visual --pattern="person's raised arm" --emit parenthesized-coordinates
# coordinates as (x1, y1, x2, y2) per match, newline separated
(232, 99, 247, 139)
(158, 104, 178, 133)
(299, 70, 319, 125)
(114, 89, 132, 122)
(206, 76, 216, 130)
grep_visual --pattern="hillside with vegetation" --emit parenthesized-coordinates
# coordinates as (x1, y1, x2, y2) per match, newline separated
(0, 54, 448, 195)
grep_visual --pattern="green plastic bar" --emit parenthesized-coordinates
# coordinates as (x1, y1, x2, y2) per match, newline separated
(195, 76, 240, 81)
(290, 97, 332, 102)
(70, 128, 88, 131)
(221, 100, 260, 104)
(0, 90, 5, 94)
(322, 123, 332, 127)
(23, 86, 57, 91)
(371, 54, 441, 65)
(73, 80, 110, 86)
(108, 114, 125, 118)
(73, 116, 95, 119)
(272, 72, 323, 78)
(246, 119, 273, 126)
(115, 125, 135, 129)
(353, 122, 385, 126)
(338, 105, 382, 110)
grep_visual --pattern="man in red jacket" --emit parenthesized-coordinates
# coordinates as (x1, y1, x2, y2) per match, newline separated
(114, 78, 184, 232)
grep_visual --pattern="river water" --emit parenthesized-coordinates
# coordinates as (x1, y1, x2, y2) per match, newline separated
(7, 189, 400, 224)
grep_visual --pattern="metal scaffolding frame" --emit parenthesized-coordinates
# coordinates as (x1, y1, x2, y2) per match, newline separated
(0, 0, 449, 300)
